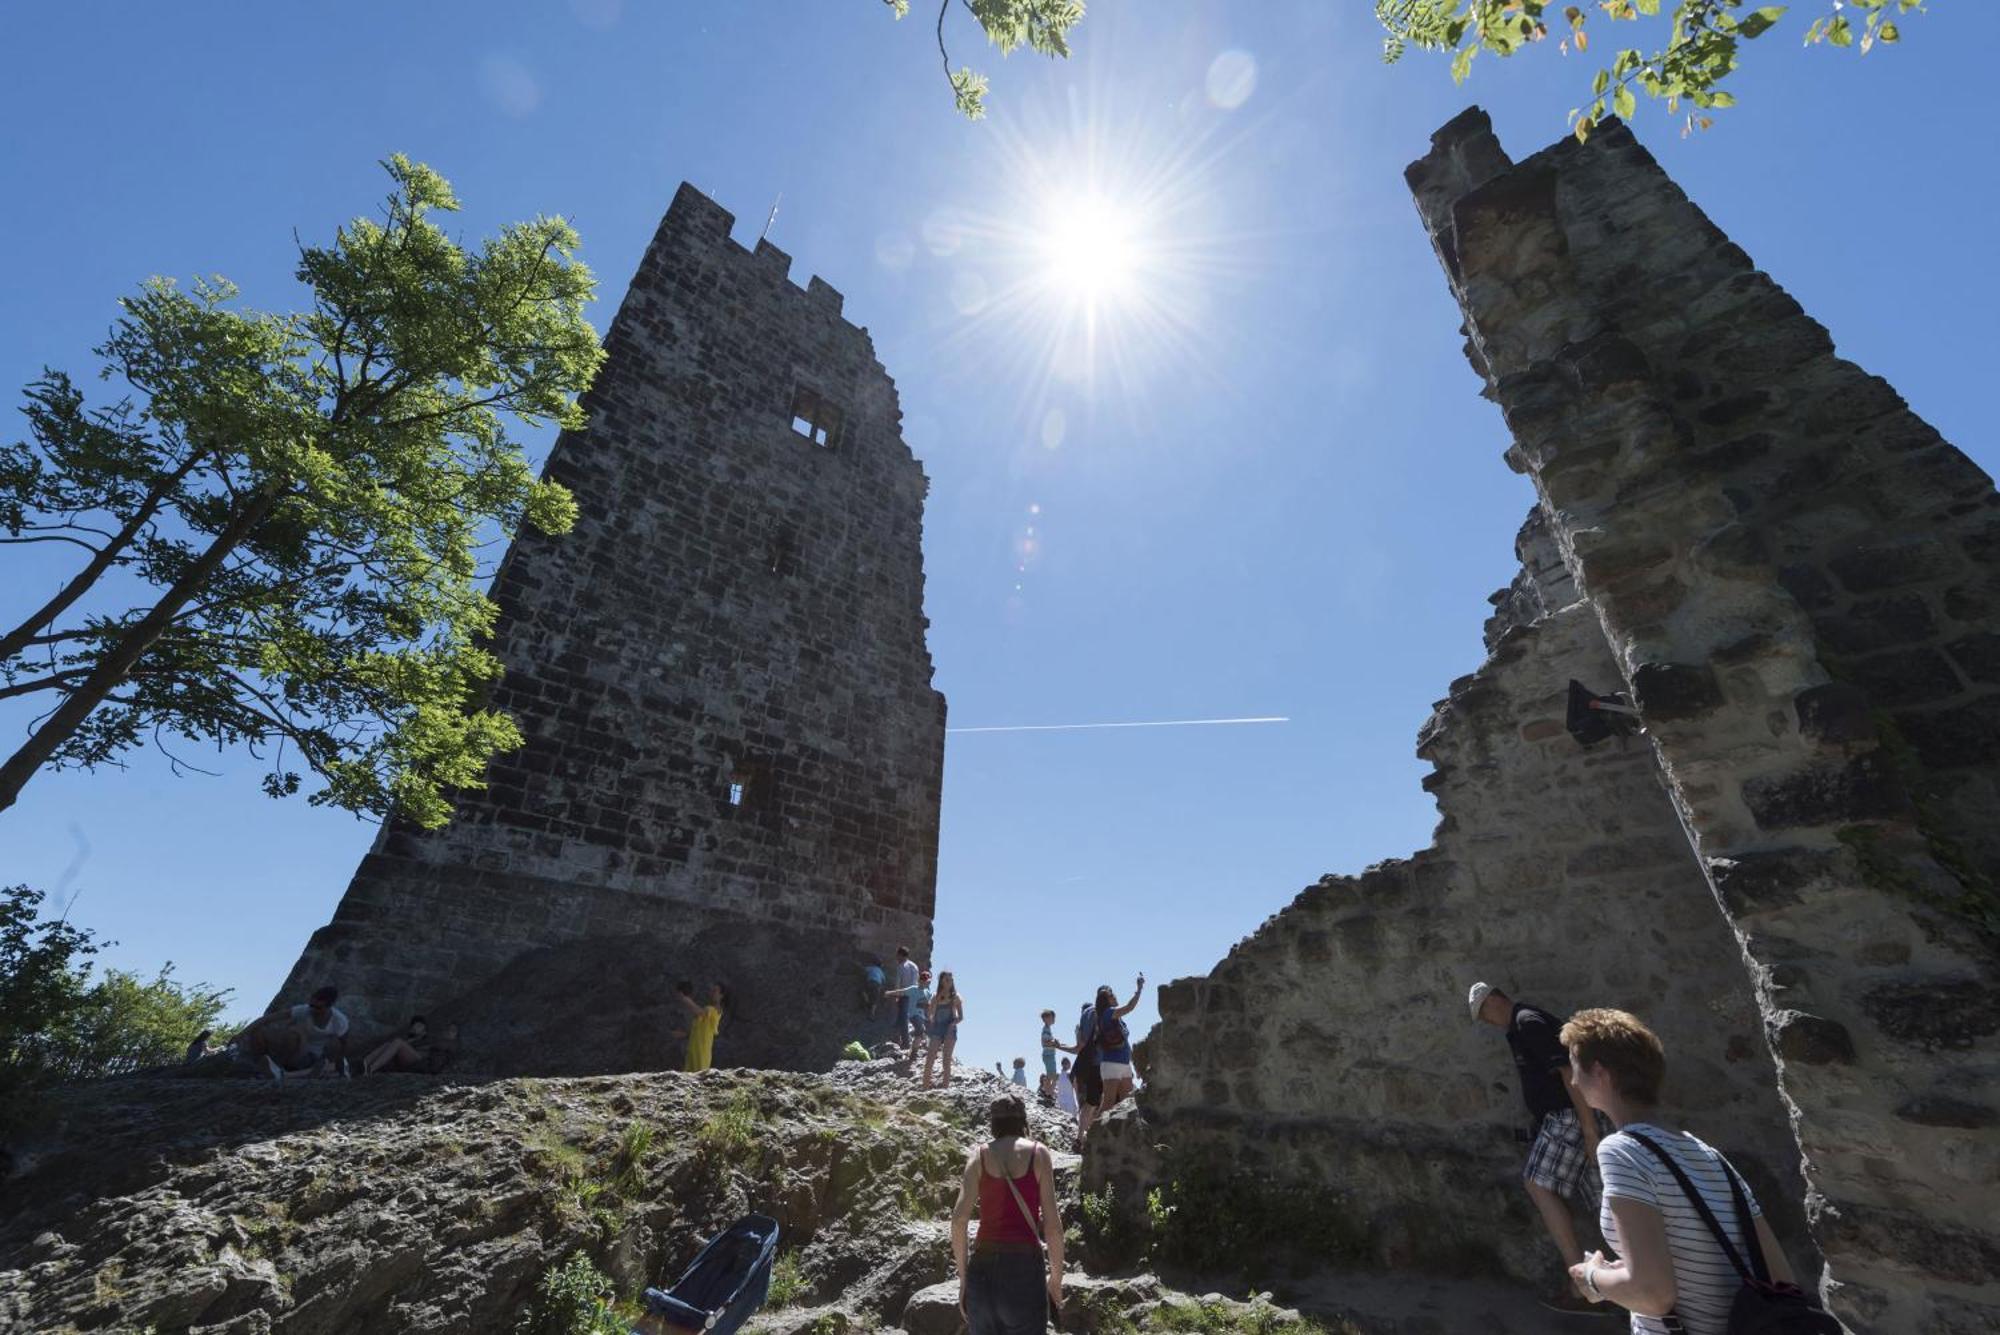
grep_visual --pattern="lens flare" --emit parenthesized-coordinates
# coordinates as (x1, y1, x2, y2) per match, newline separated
(918, 70, 1255, 430)
(1038, 193, 1142, 302)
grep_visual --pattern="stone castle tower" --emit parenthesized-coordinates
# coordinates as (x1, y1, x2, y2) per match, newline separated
(1093, 112, 1998, 1331)
(275, 184, 947, 1073)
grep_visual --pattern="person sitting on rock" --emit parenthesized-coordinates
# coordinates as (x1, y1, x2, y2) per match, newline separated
(1469, 980, 1611, 1304)
(232, 985, 349, 1084)
(672, 980, 727, 1073)
(361, 1015, 437, 1075)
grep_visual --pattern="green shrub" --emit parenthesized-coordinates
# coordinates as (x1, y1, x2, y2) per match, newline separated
(514, 1253, 626, 1335)
(610, 1123, 653, 1196)
(840, 1041, 871, 1062)
(695, 1090, 760, 1159)
(767, 1250, 807, 1307)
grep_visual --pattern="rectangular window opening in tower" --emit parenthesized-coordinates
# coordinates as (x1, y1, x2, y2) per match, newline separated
(725, 760, 769, 816)
(788, 386, 843, 449)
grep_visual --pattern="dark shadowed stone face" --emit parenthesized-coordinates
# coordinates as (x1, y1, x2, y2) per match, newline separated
(1861, 978, 2000, 1053)
(1768, 1010, 1856, 1066)
(1631, 661, 1725, 721)
(1741, 754, 1908, 830)
(1894, 1094, 1998, 1130)
(1792, 682, 1875, 746)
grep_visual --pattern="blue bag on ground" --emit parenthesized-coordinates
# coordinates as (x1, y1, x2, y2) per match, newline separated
(637, 1214, 780, 1334)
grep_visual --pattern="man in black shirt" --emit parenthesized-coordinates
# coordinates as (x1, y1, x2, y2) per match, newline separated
(1470, 981, 1610, 1297)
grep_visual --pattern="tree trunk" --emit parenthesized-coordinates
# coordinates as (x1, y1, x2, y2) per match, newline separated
(0, 485, 283, 816)
(0, 452, 206, 663)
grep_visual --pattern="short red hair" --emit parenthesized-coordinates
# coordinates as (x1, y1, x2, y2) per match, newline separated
(1560, 1008, 1665, 1105)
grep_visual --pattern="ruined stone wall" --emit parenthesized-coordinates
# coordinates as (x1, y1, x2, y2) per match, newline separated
(1403, 110, 1998, 1331)
(275, 184, 946, 1074)
(1095, 573, 1808, 1287)
(1095, 113, 1998, 1330)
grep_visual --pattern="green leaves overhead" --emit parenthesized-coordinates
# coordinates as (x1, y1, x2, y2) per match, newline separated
(886, 0, 1086, 119)
(0, 157, 604, 827)
(1375, 1, 1933, 142)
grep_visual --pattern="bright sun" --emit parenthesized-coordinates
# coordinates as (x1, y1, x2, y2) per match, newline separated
(1038, 193, 1142, 303)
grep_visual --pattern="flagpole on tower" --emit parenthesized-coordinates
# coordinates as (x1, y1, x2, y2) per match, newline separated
(761, 192, 782, 242)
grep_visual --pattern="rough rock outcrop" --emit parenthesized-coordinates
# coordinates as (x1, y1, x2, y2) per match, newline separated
(0, 1061, 1055, 1335)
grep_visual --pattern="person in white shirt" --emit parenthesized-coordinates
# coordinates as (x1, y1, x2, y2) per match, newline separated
(1560, 1008, 1814, 1335)
(234, 985, 351, 1084)
(1055, 1058, 1079, 1116)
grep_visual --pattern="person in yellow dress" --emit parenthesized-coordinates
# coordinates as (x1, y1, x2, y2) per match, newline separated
(673, 980, 728, 1072)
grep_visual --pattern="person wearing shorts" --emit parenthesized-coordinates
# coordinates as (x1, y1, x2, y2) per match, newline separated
(1470, 981, 1610, 1301)
(1083, 976, 1144, 1118)
(1039, 1008, 1060, 1083)
(923, 970, 963, 1088)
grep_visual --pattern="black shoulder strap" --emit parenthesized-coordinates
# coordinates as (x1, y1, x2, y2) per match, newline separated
(1626, 1131, 1769, 1284)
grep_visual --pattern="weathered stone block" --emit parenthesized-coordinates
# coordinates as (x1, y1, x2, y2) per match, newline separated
(1742, 754, 1907, 830)
(1895, 695, 2000, 770)
(1838, 647, 1964, 708)
(1828, 538, 1954, 593)
(1707, 848, 1841, 917)
(1862, 978, 2000, 1052)
(1769, 1010, 1857, 1066)
(1811, 592, 1937, 656)
(1632, 661, 1725, 721)
(1894, 1094, 1998, 1129)
(1778, 563, 1839, 611)
(1945, 631, 2000, 684)
(1793, 682, 1876, 747)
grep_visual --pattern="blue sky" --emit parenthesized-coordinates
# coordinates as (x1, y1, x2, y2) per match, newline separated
(4, 2, 1996, 1072)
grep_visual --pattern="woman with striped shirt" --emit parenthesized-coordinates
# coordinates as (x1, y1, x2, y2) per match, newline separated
(1559, 1009, 1802, 1334)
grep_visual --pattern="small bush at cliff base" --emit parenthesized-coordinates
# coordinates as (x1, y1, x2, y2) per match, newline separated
(840, 1040, 871, 1062)
(515, 1253, 626, 1335)
(767, 1250, 807, 1307)
(1085, 1158, 1371, 1280)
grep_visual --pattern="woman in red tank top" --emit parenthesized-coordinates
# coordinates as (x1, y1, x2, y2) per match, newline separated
(950, 1093, 1065, 1334)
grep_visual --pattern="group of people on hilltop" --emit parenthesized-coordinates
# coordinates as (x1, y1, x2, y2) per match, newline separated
(867, 943, 1148, 1135)
(1470, 982, 1831, 1334)
(222, 986, 457, 1084)
(934, 975, 1150, 1335)
(877, 945, 965, 1088)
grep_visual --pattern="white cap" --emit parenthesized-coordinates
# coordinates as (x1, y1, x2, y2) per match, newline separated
(1467, 981, 1494, 1022)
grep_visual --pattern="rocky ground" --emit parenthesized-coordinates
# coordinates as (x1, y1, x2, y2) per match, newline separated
(0, 1058, 1578, 1334)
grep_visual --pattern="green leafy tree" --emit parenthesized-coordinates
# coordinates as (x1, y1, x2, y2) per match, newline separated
(39, 964, 231, 1082)
(0, 885, 97, 1136)
(1376, 1, 1933, 140)
(0, 156, 604, 825)
(883, 0, 1086, 118)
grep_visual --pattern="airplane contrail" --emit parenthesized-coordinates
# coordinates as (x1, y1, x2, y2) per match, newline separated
(947, 715, 1290, 735)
